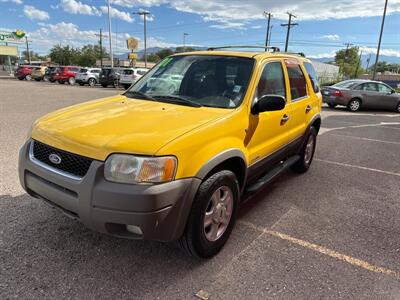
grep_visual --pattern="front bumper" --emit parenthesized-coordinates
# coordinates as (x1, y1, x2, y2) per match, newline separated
(18, 140, 201, 241)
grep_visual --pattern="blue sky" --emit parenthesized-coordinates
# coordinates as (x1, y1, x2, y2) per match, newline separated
(0, 0, 399, 62)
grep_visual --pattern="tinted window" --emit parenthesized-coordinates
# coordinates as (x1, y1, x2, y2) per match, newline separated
(378, 84, 392, 93)
(361, 83, 378, 91)
(285, 60, 307, 101)
(91, 69, 100, 73)
(304, 62, 319, 93)
(80, 69, 88, 73)
(123, 69, 134, 75)
(137, 70, 147, 75)
(257, 61, 286, 99)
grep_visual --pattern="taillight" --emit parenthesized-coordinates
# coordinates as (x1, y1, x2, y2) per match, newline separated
(332, 90, 344, 97)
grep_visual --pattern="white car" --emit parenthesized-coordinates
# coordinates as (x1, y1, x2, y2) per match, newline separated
(75, 68, 101, 87)
(120, 68, 149, 89)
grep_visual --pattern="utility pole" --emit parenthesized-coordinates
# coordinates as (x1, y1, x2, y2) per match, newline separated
(183, 33, 189, 50)
(95, 29, 108, 68)
(373, 0, 388, 80)
(354, 50, 363, 78)
(263, 12, 272, 51)
(25, 36, 31, 64)
(134, 11, 150, 68)
(107, 0, 113, 68)
(267, 25, 273, 47)
(341, 42, 354, 77)
(281, 12, 298, 52)
(366, 53, 372, 73)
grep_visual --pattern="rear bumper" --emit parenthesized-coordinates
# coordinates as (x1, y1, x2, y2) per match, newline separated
(18, 140, 201, 241)
(322, 95, 348, 106)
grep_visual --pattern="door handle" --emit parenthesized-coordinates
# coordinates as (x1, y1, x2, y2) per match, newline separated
(280, 114, 290, 125)
(306, 105, 312, 113)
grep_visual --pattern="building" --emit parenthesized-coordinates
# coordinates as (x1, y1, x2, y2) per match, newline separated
(310, 59, 340, 84)
(359, 74, 400, 89)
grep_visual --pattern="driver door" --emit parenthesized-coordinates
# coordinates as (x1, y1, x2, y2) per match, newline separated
(246, 60, 293, 179)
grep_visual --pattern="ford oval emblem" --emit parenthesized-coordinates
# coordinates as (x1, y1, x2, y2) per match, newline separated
(49, 153, 62, 165)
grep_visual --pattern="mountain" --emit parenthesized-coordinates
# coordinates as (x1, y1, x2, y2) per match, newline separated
(312, 54, 400, 66)
(114, 46, 208, 60)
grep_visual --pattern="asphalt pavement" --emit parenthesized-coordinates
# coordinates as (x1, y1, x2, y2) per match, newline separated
(1, 80, 399, 299)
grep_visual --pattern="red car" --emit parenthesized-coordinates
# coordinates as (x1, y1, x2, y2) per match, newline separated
(53, 66, 81, 85)
(14, 65, 33, 80)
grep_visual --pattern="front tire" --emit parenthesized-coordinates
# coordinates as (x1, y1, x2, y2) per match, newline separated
(179, 170, 239, 258)
(25, 74, 32, 81)
(291, 127, 317, 173)
(68, 77, 75, 85)
(88, 78, 96, 87)
(348, 98, 361, 112)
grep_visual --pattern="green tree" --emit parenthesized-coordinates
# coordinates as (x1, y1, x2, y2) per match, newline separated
(49, 44, 108, 66)
(155, 48, 174, 59)
(175, 46, 195, 53)
(77, 44, 109, 67)
(22, 50, 47, 61)
(335, 47, 363, 78)
(145, 53, 161, 63)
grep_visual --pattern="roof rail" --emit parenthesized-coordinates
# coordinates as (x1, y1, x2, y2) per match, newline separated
(282, 52, 306, 57)
(207, 45, 280, 52)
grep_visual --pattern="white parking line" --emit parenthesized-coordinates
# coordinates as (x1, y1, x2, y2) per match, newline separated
(324, 133, 400, 145)
(239, 220, 400, 279)
(314, 159, 400, 177)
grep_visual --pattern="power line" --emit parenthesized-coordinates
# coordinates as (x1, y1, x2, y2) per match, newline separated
(281, 12, 298, 52)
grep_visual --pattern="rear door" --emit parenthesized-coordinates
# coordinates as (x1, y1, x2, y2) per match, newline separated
(283, 59, 310, 141)
(247, 59, 293, 175)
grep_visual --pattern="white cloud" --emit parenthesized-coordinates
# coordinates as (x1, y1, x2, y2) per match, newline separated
(251, 25, 262, 29)
(308, 51, 336, 59)
(320, 34, 340, 41)
(0, 0, 23, 4)
(111, 0, 167, 7)
(23, 5, 50, 21)
(60, 0, 101, 16)
(100, 5, 134, 23)
(360, 46, 400, 58)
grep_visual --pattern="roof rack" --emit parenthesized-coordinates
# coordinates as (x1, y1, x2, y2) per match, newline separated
(282, 52, 306, 57)
(207, 45, 280, 52)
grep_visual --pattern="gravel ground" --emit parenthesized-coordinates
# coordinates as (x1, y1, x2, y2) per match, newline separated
(1, 80, 400, 299)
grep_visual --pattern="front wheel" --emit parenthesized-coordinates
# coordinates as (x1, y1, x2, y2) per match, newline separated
(68, 77, 75, 85)
(179, 170, 239, 258)
(291, 127, 317, 173)
(88, 78, 96, 87)
(396, 102, 400, 113)
(348, 99, 361, 112)
(25, 74, 32, 81)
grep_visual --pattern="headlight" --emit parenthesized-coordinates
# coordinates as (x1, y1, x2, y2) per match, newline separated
(104, 154, 177, 184)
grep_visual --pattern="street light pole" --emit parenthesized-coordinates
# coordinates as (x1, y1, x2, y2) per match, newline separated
(372, 0, 388, 80)
(25, 36, 31, 64)
(134, 11, 150, 68)
(263, 12, 272, 51)
(183, 33, 189, 50)
(107, 0, 113, 68)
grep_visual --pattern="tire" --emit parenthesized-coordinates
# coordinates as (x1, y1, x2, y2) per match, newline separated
(88, 78, 96, 87)
(347, 98, 361, 112)
(101, 84, 108, 88)
(68, 77, 75, 85)
(113, 79, 118, 88)
(179, 170, 239, 258)
(58, 80, 65, 84)
(328, 103, 337, 108)
(43, 76, 49, 82)
(396, 102, 400, 113)
(25, 74, 32, 81)
(34, 78, 41, 82)
(291, 127, 317, 173)
(50, 78, 55, 83)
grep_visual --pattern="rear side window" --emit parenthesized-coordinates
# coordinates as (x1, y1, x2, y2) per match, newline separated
(304, 62, 320, 93)
(285, 60, 307, 101)
(137, 70, 147, 75)
(361, 83, 378, 91)
(257, 61, 286, 99)
(123, 70, 134, 75)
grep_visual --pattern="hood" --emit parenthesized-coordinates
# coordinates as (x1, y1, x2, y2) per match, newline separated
(31, 95, 231, 160)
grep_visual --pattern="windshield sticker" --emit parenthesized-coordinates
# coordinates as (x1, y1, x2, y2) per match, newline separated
(233, 85, 241, 93)
(159, 57, 173, 68)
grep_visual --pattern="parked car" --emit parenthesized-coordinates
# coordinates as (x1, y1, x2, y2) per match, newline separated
(14, 65, 32, 80)
(32, 66, 47, 81)
(321, 79, 400, 112)
(43, 67, 57, 82)
(75, 68, 101, 87)
(19, 50, 322, 258)
(119, 67, 149, 89)
(99, 68, 121, 88)
(53, 66, 81, 85)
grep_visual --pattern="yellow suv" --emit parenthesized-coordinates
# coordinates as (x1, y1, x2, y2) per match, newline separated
(31, 66, 47, 81)
(19, 48, 322, 258)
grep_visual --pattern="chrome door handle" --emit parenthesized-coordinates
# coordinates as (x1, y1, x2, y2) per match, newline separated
(280, 114, 290, 125)
(306, 105, 312, 113)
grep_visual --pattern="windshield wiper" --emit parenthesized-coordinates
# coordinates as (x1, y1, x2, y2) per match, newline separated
(125, 90, 156, 101)
(152, 95, 202, 107)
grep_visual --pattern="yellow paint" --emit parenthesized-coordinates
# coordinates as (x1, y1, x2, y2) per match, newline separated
(30, 50, 321, 180)
(240, 220, 400, 279)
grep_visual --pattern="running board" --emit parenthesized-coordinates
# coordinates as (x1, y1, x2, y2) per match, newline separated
(245, 155, 300, 193)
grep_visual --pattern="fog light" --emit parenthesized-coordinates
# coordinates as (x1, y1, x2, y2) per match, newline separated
(126, 225, 143, 235)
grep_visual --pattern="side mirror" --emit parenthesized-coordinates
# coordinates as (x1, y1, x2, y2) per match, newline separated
(252, 95, 286, 114)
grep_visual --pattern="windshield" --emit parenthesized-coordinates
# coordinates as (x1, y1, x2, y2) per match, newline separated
(125, 55, 254, 108)
(333, 81, 361, 89)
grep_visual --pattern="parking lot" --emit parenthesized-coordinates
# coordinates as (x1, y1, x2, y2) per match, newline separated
(1, 80, 399, 299)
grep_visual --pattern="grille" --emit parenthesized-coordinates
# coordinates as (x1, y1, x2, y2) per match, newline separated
(32, 140, 93, 178)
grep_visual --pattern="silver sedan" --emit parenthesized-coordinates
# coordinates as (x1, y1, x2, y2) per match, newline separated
(321, 79, 400, 112)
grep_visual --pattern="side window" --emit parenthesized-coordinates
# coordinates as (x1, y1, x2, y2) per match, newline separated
(285, 60, 307, 101)
(378, 84, 392, 94)
(362, 83, 378, 91)
(303, 62, 320, 93)
(257, 61, 286, 99)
